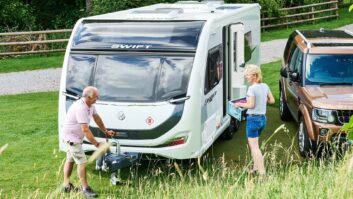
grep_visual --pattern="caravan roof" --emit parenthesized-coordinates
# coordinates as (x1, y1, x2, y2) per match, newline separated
(86, 2, 259, 21)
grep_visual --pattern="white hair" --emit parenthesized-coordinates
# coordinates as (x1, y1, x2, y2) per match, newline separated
(82, 86, 97, 98)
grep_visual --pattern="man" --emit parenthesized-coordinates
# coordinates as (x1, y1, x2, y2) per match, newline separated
(62, 86, 115, 198)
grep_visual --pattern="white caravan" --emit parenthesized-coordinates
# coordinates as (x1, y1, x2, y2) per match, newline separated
(58, 1, 260, 159)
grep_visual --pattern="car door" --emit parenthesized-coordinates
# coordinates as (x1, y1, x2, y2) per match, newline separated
(285, 47, 302, 121)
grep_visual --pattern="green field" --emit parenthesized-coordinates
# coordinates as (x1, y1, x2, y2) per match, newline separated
(2, 61, 353, 198)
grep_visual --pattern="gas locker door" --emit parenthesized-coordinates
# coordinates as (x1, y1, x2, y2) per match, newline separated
(229, 23, 246, 100)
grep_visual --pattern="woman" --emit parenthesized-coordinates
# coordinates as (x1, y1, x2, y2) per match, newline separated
(234, 64, 275, 175)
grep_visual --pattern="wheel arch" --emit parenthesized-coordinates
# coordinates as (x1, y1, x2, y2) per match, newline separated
(299, 104, 315, 140)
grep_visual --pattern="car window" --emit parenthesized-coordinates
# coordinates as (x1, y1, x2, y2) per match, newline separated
(294, 50, 303, 76)
(288, 47, 299, 72)
(305, 54, 353, 84)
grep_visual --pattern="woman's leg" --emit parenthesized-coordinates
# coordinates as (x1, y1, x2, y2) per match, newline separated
(248, 137, 265, 175)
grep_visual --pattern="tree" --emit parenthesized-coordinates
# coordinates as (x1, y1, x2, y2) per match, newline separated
(0, 0, 35, 31)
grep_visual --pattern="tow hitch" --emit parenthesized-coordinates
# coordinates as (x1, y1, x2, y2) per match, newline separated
(96, 140, 139, 185)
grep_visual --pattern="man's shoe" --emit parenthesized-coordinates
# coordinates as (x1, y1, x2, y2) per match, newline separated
(62, 183, 79, 193)
(82, 186, 98, 198)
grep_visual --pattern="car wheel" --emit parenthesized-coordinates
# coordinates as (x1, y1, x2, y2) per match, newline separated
(221, 118, 240, 140)
(279, 88, 292, 121)
(297, 117, 316, 158)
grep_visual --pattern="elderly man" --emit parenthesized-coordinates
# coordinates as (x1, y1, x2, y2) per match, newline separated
(61, 86, 115, 198)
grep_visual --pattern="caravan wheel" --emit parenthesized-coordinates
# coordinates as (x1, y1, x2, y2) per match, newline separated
(221, 118, 240, 140)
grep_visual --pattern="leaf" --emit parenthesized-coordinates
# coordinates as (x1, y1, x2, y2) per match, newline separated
(0, 143, 8, 155)
(349, 4, 353, 12)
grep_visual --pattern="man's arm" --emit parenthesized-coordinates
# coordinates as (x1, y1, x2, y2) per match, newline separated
(81, 123, 100, 147)
(93, 114, 115, 137)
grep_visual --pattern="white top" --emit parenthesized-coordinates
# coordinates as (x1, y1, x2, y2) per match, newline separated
(246, 83, 270, 115)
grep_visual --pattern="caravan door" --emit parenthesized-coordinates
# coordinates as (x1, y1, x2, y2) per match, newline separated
(229, 23, 246, 100)
(202, 45, 223, 146)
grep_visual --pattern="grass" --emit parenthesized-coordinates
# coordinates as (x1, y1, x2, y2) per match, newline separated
(0, 53, 64, 73)
(2, 61, 353, 198)
(262, 7, 353, 42)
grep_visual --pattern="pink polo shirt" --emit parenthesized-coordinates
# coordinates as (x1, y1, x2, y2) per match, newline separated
(62, 99, 97, 143)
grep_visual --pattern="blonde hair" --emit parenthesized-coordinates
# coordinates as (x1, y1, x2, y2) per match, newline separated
(244, 64, 262, 83)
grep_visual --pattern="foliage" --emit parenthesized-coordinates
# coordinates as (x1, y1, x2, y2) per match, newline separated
(25, 0, 87, 30)
(342, 116, 353, 140)
(349, 4, 353, 12)
(90, 0, 178, 15)
(0, 0, 35, 32)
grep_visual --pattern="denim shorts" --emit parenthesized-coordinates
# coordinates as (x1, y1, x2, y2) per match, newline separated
(246, 115, 266, 138)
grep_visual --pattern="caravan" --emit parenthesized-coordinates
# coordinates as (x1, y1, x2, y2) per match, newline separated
(58, 1, 261, 159)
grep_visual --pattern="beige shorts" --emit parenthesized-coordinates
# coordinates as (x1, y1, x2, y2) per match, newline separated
(66, 142, 87, 165)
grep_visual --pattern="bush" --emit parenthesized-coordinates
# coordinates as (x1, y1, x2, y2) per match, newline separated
(0, 0, 35, 32)
(91, 0, 178, 15)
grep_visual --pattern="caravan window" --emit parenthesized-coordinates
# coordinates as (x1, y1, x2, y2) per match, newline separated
(66, 54, 194, 102)
(66, 55, 96, 94)
(204, 45, 223, 94)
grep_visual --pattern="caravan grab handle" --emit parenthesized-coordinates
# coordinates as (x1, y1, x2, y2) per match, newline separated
(168, 96, 190, 104)
(62, 91, 80, 100)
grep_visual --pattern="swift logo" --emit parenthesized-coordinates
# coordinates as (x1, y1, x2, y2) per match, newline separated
(111, 44, 152, 49)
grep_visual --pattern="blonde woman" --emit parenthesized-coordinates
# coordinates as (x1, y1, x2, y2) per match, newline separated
(234, 64, 275, 175)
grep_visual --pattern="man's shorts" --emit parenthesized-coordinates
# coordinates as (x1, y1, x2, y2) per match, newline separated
(65, 142, 87, 165)
(246, 115, 266, 138)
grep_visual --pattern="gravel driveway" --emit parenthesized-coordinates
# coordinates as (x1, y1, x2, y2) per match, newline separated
(1, 24, 352, 96)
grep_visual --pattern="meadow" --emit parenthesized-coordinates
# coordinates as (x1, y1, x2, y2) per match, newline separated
(1, 61, 353, 198)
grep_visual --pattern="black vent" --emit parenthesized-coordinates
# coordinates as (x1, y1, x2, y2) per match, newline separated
(336, 110, 353, 125)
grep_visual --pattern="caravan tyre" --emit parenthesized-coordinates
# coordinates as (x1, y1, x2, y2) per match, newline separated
(221, 118, 240, 140)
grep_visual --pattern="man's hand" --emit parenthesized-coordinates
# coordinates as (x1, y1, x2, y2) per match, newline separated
(105, 130, 116, 138)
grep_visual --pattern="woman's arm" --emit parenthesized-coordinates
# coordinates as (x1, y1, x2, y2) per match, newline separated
(267, 90, 275, 104)
(235, 96, 255, 109)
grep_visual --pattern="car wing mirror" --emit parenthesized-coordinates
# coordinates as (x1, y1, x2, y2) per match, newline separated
(280, 67, 288, 78)
(289, 72, 299, 82)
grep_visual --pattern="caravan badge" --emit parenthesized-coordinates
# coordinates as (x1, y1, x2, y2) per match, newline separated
(117, 111, 125, 121)
(111, 44, 152, 49)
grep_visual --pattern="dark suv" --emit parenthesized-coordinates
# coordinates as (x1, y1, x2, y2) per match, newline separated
(279, 29, 353, 157)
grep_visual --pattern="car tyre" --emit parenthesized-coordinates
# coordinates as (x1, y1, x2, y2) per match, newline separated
(297, 117, 316, 158)
(221, 118, 240, 140)
(279, 87, 292, 121)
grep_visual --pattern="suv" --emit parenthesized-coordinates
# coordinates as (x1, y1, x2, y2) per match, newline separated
(279, 29, 353, 157)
